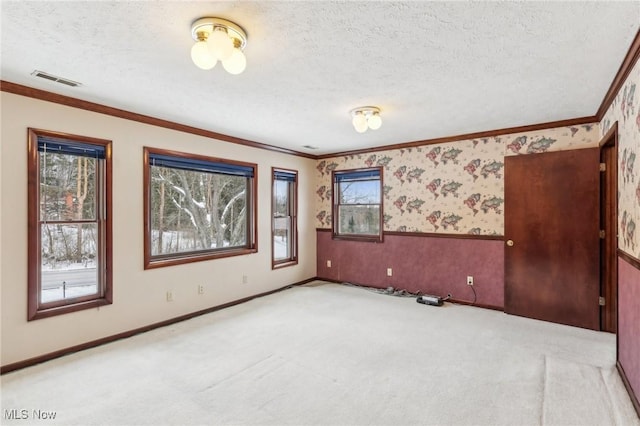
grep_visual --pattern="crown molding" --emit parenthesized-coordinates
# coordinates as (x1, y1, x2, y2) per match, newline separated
(596, 28, 640, 120)
(317, 116, 597, 159)
(0, 80, 316, 159)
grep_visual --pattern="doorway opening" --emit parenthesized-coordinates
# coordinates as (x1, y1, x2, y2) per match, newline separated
(599, 122, 618, 333)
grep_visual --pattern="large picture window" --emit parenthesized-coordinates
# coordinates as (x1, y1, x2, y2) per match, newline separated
(272, 168, 298, 268)
(144, 147, 257, 269)
(332, 167, 383, 242)
(27, 129, 112, 320)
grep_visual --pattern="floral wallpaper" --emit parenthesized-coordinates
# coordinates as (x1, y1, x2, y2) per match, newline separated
(315, 123, 599, 236)
(601, 57, 640, 259)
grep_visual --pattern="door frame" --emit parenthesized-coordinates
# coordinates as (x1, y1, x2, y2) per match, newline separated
(599, 122, 618, 333)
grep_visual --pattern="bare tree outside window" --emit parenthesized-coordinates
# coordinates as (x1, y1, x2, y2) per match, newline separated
(28, 129, 112, 320)
(150, 167, 247, 255)
(333, 168, 383, 242)
(39, 152, 99, 303)
(272, 168, 298, 268)
(144, 148, 257, 268)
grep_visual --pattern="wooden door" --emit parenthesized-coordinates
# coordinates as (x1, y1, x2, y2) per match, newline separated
(504, 148, 600, 330)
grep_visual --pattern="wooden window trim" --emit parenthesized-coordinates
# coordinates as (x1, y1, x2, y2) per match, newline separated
(271, 167, 298, 269)
(143, 147, 258, 269)
(331, 167, 384, 243)
(27, 128, 113, 321)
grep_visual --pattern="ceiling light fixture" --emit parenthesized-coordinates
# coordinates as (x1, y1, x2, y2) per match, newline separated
(190, 17, 247, 75)
(350, 107, 382, 133)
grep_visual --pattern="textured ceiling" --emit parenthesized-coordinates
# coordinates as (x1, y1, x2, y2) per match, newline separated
(1, 1, 639, 155)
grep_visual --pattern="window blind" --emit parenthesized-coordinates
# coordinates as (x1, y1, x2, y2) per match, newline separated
(335, 169, 380, 182)
(149, 153, 254, 178)
(38, 136, 106, 159)
(273, 170, 296, 182)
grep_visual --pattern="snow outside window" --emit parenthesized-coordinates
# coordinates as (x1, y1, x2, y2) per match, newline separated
(27, 129, 113, 320)
(144, 147, 257, 269)
(272, 168, 297, 269)
(332, 167, 383, 242)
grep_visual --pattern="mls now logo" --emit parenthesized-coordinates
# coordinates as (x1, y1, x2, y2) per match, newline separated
(4, 409, 28, 420)
(4, 409, 57, 420)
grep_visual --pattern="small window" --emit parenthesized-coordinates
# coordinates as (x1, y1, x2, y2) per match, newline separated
(332, 167, 383, 242)
(144, 147, 257, 269)
(27, 129, 112, 320)
(272, 168, 298, 268)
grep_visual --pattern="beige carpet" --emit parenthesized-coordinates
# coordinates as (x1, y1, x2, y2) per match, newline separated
(2, 282, 639, 425)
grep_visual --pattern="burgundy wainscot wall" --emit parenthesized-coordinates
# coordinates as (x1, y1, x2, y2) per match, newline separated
(618, 255, 640, 410)
(316, 230, 505, 309)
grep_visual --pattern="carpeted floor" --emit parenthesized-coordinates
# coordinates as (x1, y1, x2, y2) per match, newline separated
(2, 281, 639, 425)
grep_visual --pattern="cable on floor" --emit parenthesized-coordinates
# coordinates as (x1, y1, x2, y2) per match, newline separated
(340, 281, 476, 306)
(339, 282, 421, 298)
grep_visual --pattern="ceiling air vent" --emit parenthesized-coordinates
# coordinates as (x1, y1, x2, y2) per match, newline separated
(302, 145, 319, 150)
(31, 70, 82, 87)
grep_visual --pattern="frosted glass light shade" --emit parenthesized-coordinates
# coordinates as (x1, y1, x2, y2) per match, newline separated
(190, 18, 247, 74)
(352, 113, 368, 133)
(222, 48, 247, 74)
(191, 41, 217, 70)
(367, 113, 382, 130)
(350, 107, 382, 132)
(208, 28, 234, 61)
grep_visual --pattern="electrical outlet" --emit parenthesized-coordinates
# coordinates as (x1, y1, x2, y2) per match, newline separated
(327, 260, 332, 268)
(166, 291, 173, 302)
(467, 276, 474, 286)
(387, 268, 393, 277)
(198, 285, 204, 295)
(242, 275, 248, 284)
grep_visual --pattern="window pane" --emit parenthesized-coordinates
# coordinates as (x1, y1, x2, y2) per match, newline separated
(273, 180, 289, 216)
(273, 217, 291, 260)
(339, 180, 380, 204)
(150, 166, 248, 256)
(29, 130, 112, 320)
(272, 170, 297, 267)
(40, 223, 98, 303)
(338, 205, 380, 235)
(40, 153, 97, 221)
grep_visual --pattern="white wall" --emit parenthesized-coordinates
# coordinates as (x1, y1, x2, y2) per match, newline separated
(0, 92, 317, 366)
